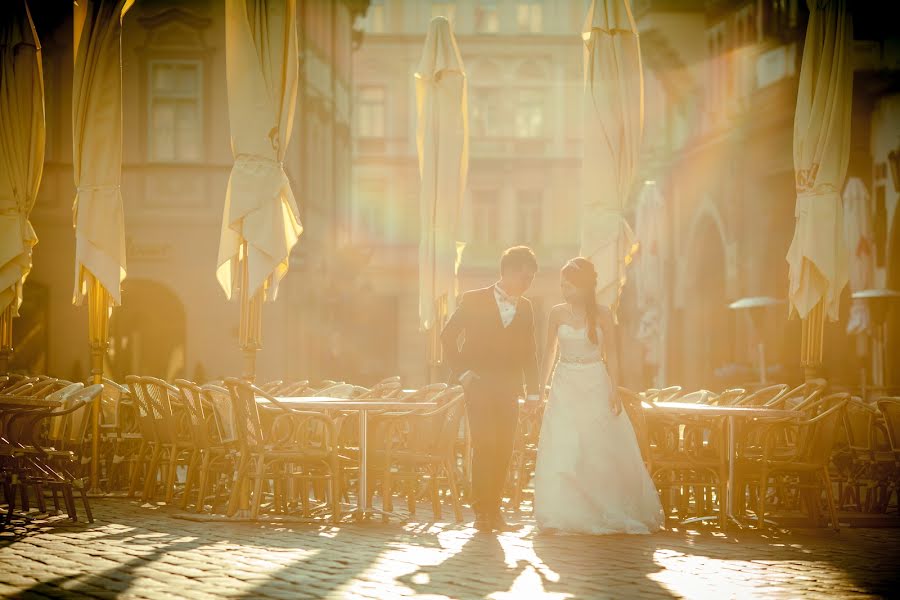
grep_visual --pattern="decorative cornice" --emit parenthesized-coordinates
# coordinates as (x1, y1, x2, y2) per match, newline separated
(137, 7, 213, 31)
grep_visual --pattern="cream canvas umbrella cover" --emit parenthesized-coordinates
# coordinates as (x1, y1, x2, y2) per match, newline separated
(0, 1, 44, 322)
(217, 0, 301, 304)
(416, 16, 468, 332)
(635, 181, 663, 365)
(843, 177, 873, 335)
(786, 0, 852, 323)
(580, 0, 643, 313)
(72, 0, 135, 309)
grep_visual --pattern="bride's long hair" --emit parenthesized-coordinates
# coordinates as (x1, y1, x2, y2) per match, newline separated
(561, 257, 599, 346)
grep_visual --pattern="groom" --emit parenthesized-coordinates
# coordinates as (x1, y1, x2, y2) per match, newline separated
(441, 246, 541, 532)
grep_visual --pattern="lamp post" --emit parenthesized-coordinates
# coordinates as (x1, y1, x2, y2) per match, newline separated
(851, 289, 900, 392)
(729, 296, 784, 385)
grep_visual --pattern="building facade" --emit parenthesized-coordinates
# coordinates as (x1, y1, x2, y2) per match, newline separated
(351, 0, 589, 386)
(352, 0, 900, 390)
(15, 0, 369, 383)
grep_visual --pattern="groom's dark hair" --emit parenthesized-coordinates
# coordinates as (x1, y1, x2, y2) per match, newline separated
(500, 246, 538, 275)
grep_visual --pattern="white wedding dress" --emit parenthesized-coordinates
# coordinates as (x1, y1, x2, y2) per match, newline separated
(534, 322, 664, 534)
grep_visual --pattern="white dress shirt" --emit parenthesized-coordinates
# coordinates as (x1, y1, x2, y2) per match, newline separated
(459, 284, 540, 402)
(493, 283, 518, 328)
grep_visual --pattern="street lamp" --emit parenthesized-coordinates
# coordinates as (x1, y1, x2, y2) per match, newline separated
(729, 296, 784, 385)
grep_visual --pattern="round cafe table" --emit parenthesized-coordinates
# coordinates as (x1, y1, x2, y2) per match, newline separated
(259, 396, 437, 522)
(647, 402, 800, 527)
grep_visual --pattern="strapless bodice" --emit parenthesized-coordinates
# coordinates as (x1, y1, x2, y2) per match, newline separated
(557, 322, 604, 365)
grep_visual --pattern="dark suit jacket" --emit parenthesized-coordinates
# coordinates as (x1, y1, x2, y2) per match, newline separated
(440, 286, 540, 398)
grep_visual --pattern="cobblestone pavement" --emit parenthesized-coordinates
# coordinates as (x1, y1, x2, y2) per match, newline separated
(0, 499, 897, 599)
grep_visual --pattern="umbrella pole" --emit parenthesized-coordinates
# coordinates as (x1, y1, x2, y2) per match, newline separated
(87, 278, 110, 493)
(800, 300, 825, 381)
(0, 304, 13, 373)
(239, 243, 263, 382)
(427, 296, 447, 384)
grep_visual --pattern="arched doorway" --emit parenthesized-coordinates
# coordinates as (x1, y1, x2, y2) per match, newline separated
(108, 279, 186, 381)
(681, 216, 731, 389)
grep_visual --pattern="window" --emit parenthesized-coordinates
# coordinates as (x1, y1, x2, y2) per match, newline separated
(515, 89, 545, 138)
(365, 0, 385, 33)
(148, 61, 202, 162)
(516, 190, 542, 244)
(472, 190, 499, 243)
(516, 1, 543, 33)
(355, 86, 386, 138)
(475, 0, 499, 33)
(471, 88, 506, 137)
(431, 2, 456, 24)
(354, 180, 387, 243)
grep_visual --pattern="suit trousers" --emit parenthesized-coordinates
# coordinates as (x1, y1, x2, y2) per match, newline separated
(464, 382, 519, 517)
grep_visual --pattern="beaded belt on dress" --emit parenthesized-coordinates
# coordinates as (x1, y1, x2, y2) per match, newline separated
(559, 356, 603, 365)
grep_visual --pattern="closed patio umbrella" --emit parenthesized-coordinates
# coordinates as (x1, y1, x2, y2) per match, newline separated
(0, 0, 43, 372)
(786, 0, 852, 376)
(579, 0, 642, 313)
(72, 0, 135, 490)
(843, 177, 873, 335)
(635, 181, 663, 370)
(217, 0, 301, 380)
(415, 16, 468, 372)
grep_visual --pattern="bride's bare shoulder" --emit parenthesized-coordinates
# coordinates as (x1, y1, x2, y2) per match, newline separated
(547, 304, 569, 326)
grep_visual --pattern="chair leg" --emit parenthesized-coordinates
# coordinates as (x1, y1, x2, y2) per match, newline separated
(4, 481, 16, 524)
(430, 467, 442, 520)
(142, 446, 163, 501)
(181, 450, 200, 510)
(195, 452, 212, 514)
(128, 441, 147, 497)
(382, 465, 393, 523)
(822, 468, 840, 532)
(78, 486, 93, 523)
(227, 454, 249, 517)
(164, 447, 180, 504)
(757, 468, 769, 530)
(250, 458, 266, 521)
(445, 460, 463, 523)
(331, 456, 342, 524)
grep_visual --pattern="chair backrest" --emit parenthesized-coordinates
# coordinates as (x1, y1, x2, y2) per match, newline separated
(46, 383, 86, 441)
(175, 379, 212, 449)
(713, 388, 746, 406)
(770, 379, 827, 409)
(277, 380, 310, 396)
(619, 387, 651, 462)
(260, 380, 283, 393)
(358, 377, 403, 399)
(61, 384, 104, 448)
(201, 384, 237, 444)
(737, 383, 789, 406)
(876, 398, 900, 453)
(795, 399, 849, 466)
(397, 383, 448, 402)
(647, 385, 682, 402)
(101, 378, 130, 429)
(125, 375, 159, 442)
(796, 391, 850, 416)
(224, 377, 266, 449)
(843, 397, 880, 452)
(678, 389, 713, 404)
(315, 383, 360, 399)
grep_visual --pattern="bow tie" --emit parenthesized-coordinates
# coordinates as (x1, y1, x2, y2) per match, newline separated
(495, 285, 518, 303)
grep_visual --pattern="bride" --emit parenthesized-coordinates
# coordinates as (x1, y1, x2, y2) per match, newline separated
(533, 257, 663, 535)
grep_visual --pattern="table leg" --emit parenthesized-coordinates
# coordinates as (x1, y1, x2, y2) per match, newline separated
(351, 408, 405, 522)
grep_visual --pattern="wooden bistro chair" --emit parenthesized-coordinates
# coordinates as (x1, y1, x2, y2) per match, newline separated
(368, 387, 467, 522)
(223, 378, 343, 522)
(736, 398, 849, 531)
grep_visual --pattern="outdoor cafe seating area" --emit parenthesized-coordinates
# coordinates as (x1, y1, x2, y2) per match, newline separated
(2, 373, 899, 531)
